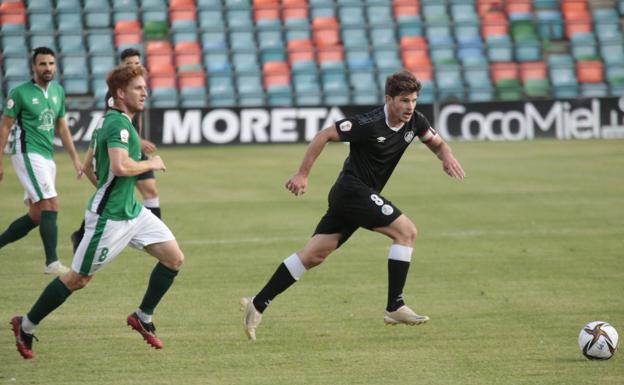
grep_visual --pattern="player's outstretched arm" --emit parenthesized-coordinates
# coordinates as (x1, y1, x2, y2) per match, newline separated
(0, 115, 15, 183)
(57, 117, 83, 179)
(285, 125, 340, 196)
(424, 134, 466, 180)
(109, 147, 165, 177)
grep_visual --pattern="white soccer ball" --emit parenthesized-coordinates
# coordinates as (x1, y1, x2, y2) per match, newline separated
(578, 321, 619, 360)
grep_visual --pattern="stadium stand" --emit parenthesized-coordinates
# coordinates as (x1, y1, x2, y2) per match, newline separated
(1, 0, 624, 107)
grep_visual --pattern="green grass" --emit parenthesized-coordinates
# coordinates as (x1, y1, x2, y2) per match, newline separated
(1, 140, 623, 385)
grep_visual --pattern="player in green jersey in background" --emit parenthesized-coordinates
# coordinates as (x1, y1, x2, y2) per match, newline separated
(10, 64, 185, 360)
(0, 47, 82, 275)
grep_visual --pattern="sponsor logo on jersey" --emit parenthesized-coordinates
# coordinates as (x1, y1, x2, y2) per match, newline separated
(376, 136, 386, 143)
(404, 130, 415, 143)
(381, 204, 394, 216)
(120, 129, 130, 143)
(38, 108, 56, 132)
(7, 99, 14, 109)
(32, 98, 40, 105)
(52, 96, 58, 104)
(339, 120, 352, 132)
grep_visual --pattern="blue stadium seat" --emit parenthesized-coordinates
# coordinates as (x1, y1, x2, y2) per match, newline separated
(338, 5, 365, 26)
(202, 31, 228, 51)
(310, 6, 335, 18)
(90, 54, 116, 76)
(267, 85, 293, 106)
(417, 79, 435, 104)
(435, 64, 464, 101)
(232, 51, 260, 73)
(373, 47, 401, 71)
(397, 15, 423, 38)
(62, 55, 89, 78)
(346, 48, 374, 70)
(580, 82, 608, 97)
(84, 0, 110, 11)
(204, 51, 232, 74)
(112, 0, 138, 11)
(151, 88, 179, 108)
(59, 34, 86, 53)
(571, 32, 598, 61)
(199, 10, 225, 31)
(601, 39, 624, 65)
(88, 31, 115, 54)
(342, 27, 369, 49)
(56, 0, 81, 12)
(141, 0, 167, 10)
(30, 34, 58, 53)
(27, 0, 53, 12)
(548, 54, 578, 98)
(180, 87, 208, 108)
(2, 34, 27, 57)
(486, 35, 513, 62)
(536, 10, 563, 40)
(197, 0, 223, 9)
(230, 31, 256, 51)
(370, 27, 397, 48)
(366, 4, 393, 26)
(451, 3, 478, 22)
(3, 56, 30, 79)
(85, 10, 112, 29)
(63, 77, 89, 94)
(91, 76, 108, 104)
(227, 9, 253, 31)
(422, 3, 448, 22)
(57, 12, 83, 32)
(293, 77, 322, 106)
(28, 13, 54, 32)
(430, 42, 456, 65)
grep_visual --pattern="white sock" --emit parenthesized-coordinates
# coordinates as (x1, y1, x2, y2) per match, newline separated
(388, 244, 413, 262)
(21, 316, 36, 334)
(283, 253, 307, 280)
(143, 197, 160, 208)
(136, 309, 153, 323)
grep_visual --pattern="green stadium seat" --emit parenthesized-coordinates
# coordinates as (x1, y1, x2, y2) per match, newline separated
(524, 78, 550, 98)
(495, 78, 522, 101)
(144, 20, 169, 40)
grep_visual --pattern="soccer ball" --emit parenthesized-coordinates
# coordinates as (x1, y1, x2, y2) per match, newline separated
(578, 321, 619, 360)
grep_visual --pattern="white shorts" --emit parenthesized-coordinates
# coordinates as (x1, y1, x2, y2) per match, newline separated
(71, 207, 176, 276)
(11, 153, 57, 206)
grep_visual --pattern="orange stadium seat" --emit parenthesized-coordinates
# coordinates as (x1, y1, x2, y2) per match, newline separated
(178, 71, 206, 89)
(0, 1, 26, 26)
(312, 16, 341, 47)
(577, 60, 604, 83)
(520, 61, 547, 81)
(287, 39, 315, 64)
(491, 62, 519, 82)
(253, 0, 279, 22)
(283, 0, 308, 20)
(263, 61, 291, 88)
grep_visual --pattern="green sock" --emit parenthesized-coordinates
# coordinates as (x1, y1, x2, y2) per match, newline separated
(27, 277, 72, 325)
(0, 214, 38, 248)
(139, 263, 179, 315)
(39, 211, 58, 265)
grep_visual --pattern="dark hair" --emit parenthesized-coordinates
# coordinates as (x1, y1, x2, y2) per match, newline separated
(385, 69, 422, 97)
(106, 64, 147, 99)
(120, 48, 141, 61)
(32, 46, 56, 64)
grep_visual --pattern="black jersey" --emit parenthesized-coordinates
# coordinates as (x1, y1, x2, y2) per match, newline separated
(334, 106, 435, 192)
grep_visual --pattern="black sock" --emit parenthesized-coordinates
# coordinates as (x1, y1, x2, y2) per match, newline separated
(27, 277, 72, 325)
(146, 206, 161, 219)
(39, 211, 58, 265)
(387, 260, 410, 312)
(139, 263, 178, 315)
(253, 263, 296, 313)
(0, 214, 37, 248)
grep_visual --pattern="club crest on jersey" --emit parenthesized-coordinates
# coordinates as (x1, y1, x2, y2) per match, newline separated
(404, 131, 415, 143)
(6, 99, 14, 109)
(376, 136, 387, 143)
(339, 120, 352, 132)
(32, 98, 39, 105)
(120, 129, 130, 143)
(381, 204, 394, 216)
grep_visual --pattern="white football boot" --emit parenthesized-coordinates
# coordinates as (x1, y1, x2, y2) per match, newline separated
(44, 261, 70, 275)
(384, 305, 429, 325)
(240, 297, 262, 341)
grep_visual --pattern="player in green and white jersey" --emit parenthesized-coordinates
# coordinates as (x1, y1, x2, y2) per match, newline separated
(11, 65, 185, 359)
(0, 47, 82, 275)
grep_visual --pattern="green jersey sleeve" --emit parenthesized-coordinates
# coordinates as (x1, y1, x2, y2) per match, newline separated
(3, 88, 21, 119)
(57, 85, 66, 118)
(106, 123, 132, 151)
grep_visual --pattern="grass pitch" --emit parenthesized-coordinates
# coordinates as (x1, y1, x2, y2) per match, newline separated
(1, 139, 623, 385)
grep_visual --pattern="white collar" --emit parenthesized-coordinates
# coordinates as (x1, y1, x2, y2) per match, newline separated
(384, 104, 404, 132)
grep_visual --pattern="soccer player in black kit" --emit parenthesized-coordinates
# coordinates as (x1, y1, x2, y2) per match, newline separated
(241, 69, 466, 341)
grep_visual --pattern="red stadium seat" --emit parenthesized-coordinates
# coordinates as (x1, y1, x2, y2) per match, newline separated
(287, 39, 315, 64)
(312, 16, 341, 47)
(263, 61, 290, 88)
(179, 71, 206, 89)
(520, 61, 547, 81)
(491, 62, 519, 82)
(577, 60, 604, 83)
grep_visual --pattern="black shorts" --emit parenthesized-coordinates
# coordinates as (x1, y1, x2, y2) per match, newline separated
(137, 151, 155, 180)
(313, 177, 402, 248)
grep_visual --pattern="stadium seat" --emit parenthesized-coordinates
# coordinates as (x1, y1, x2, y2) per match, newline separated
(435, 64, 464, 101)
(548, 53, 579, 98)
(57, 12, 83, 32)
(2, 33, 27, 57)
(30, 33, 58, 53)
(4, 56, 30, 79)
(342, 27, 369, 49)
(28, 13, 54, 32)
(576, 60, 604, 83)
(88, 31, 115, 55)
(338, 5, 366, 26)
(203, 50, 231, 73)
(0, 1, 26, 31)
(59, 34, 86, 53)
(312, 16, 341, 47)
(90, 54, 116, 76)
(27, 0, 53, 13)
